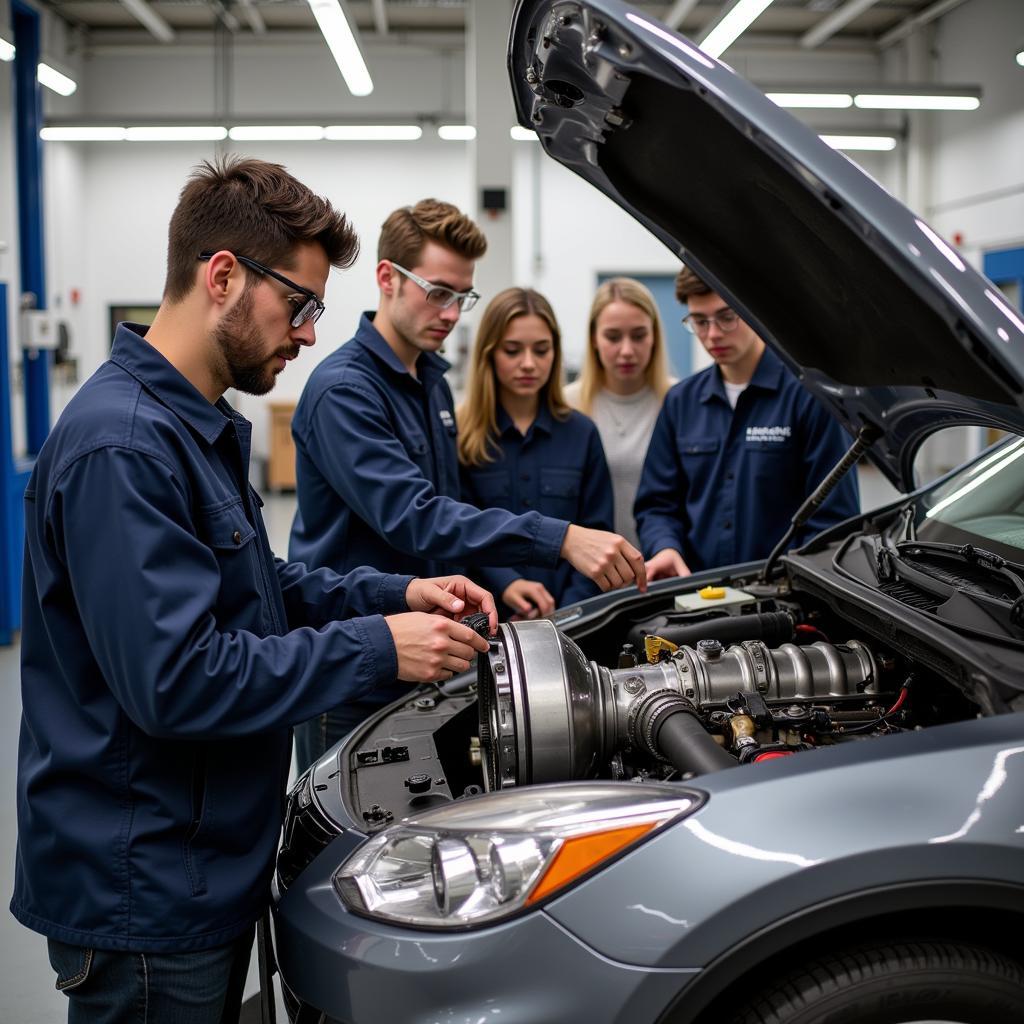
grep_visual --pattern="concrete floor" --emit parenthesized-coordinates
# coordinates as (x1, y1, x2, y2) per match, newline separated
(1, 470, 900, 1019)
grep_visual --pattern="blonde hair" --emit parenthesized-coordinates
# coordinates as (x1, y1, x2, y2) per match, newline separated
(575, 277, 671, 416)
(458, 288, 570, 467)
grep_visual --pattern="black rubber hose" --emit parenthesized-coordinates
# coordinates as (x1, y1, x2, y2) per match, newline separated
(655, 709, 737, 774)
(627, 610, 793, 652)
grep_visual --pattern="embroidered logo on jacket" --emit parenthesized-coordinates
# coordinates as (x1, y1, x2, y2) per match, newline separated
(438, 409, 455, 429)
(746, 425, 791, 442)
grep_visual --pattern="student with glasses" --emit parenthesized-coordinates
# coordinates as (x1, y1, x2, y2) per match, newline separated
(635, 265, 860, 580)
(13, 158, 499, 1023)
(288, 199, 647, 770)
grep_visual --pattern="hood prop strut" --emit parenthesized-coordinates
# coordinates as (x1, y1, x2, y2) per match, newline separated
(761, 424, 882, 582)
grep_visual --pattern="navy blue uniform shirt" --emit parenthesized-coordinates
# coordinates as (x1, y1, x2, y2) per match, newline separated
(635, 346, 859, 571)
(12, 324, 412, 952)
(289, 314, 568, 581)
(459, 403, 614, 615)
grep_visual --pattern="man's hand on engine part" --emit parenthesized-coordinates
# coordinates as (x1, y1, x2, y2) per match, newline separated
(645, 547, 691, 581)
(385, 612, 491, 682)
(560, 525, 648, 594)
(503, 578, 556, 620)
(406, 575, 498, 636)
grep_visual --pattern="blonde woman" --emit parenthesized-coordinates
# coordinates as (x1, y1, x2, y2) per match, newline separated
(459, 288, 614, 619)
(564, 278, 674, 548)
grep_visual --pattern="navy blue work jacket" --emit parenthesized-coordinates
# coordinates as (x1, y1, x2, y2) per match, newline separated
(635, 346, 860, 571)
(459, 403, 613, 615)
(289, 313, 569, 580)
(12, 324, 411, 953)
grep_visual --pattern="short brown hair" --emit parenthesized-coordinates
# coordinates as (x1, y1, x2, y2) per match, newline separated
(674, 265, 713, 303)
(163, 156, 359, 302)
(377, 199, 487, 267)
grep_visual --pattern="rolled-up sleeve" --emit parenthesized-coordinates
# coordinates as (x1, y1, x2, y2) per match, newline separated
(52, 445, 400, 740)
(304, 384, 568, 569)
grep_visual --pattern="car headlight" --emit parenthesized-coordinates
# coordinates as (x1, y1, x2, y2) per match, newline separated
(334, 782, 701, 928)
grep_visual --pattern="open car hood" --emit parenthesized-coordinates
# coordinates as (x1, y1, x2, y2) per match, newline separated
(508, 0, 1024, 489)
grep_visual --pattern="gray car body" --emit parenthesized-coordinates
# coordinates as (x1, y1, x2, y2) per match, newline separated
(272, 1, 1024, 1020)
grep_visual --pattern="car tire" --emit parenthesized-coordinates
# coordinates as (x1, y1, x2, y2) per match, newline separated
(731, 940, 1024, 1024)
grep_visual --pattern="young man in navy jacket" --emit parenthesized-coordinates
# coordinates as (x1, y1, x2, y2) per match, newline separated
(289, 200, 647, 767)
(13, 157, 495, 1023)
(636, 266, 859, 578)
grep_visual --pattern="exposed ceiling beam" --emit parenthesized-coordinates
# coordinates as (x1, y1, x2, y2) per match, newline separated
(664, 0, 701, 31)
(371, 0, 389, 36)
(117, 0, 175, 43)
(801, 0, 881, 49)
(878, 0, 970, 49)
(237, 0, 267, 35)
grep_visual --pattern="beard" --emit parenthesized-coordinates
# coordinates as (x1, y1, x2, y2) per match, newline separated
(213, 288, 288, 396)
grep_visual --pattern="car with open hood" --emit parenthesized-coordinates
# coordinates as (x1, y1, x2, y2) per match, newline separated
(270, 2, 1024, 1022)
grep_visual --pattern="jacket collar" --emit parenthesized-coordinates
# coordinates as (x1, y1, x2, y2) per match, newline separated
(354, 311, 452, 389)
(698, 344, 785, 405)
(495, 398, 555, 438)
(109, 323, 236, 444)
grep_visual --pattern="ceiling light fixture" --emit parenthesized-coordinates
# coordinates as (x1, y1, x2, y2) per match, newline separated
(820, 134, 897, 151)
(324, 125, 421, 140)
(0, 35, 14, 61)
(229, 125, 326, 141)
(510, 126, 538, 141)
(306, 0, 373, 97)
(37, 62, 77, 96)
(40, 126, 128, 141)
(854, 92, 980, 110)
(438, 125, 476, 141)
(126, 126, 228, 141)
(700, 0, 777, 59)
(766, 92, 853, 108)
(1016, 49, 1024, 67)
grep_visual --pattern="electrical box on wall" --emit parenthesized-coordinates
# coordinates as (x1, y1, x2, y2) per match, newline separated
(22, 310, 57, 349)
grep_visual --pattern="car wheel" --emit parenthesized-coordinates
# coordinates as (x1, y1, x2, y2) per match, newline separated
(731, 940, 1024, 1024)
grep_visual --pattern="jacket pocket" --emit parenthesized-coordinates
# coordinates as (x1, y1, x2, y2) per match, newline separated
(181, 747, 209, 897)
(677, 437, 720, 492)
(540, 467, 582, 519)
(195, 499, 262, 629)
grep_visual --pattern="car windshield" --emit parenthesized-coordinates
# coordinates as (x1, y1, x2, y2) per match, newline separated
(913, 436, 1024, 561)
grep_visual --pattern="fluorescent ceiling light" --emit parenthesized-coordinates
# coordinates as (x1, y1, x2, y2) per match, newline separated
(820, 134, 897, 151)
(126, 126, 228, 141)
(37, 63, 77, 96)
(307, 0, 373, 96)
(324, 124, 421, 140)
(700, 0, 777, 59)
(0, 36, 14, 62)
(854, 93, 980, 110)
(511, 126, 538, 141)
(438, 124, 476, 141)
(1016, 50, 1024, 67)
(766, 92, 853, 108)
(229, 125, 326, 141)
(41, 126, 128, 141)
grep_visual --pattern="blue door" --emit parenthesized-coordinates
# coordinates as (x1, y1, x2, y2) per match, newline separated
(597, 272, 691, 378)
(983, 246, 1024, 311)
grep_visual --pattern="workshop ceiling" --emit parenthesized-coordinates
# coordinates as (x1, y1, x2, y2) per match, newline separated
(47, 0, 959, 54)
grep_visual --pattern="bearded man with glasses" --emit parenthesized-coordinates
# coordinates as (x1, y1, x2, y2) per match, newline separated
(635, 266, 860, 580)
(289, 198, 647, 770)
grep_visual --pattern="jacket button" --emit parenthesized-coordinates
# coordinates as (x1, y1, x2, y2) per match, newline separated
(233, 530, 242, 544)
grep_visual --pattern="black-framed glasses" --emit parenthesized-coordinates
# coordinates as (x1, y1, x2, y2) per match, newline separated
(198, 251, 325, 328)
(682, 310, 741, 336)
(390, 262, 480, 312)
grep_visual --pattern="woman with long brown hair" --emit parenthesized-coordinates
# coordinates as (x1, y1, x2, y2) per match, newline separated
(564, 277, 674, 548)
(458, 287, 613, 619)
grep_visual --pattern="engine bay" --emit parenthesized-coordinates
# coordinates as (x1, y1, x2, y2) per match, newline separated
(339, 552, 986, 832)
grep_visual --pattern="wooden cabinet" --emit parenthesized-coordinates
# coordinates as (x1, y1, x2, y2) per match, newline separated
(267, 401, 297, 491)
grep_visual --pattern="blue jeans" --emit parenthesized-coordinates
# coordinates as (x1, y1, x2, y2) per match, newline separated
(294, 699, 378, 773)
(46, 926, 255, 1024)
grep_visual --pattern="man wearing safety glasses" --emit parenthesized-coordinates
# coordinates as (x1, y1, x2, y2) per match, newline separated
(289, 198, 647, 769)
(13, 159, 500, 1023)
(635, 265, 859, 580)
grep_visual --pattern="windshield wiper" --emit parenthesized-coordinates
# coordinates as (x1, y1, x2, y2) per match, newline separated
(894, 540, 1024, 627)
